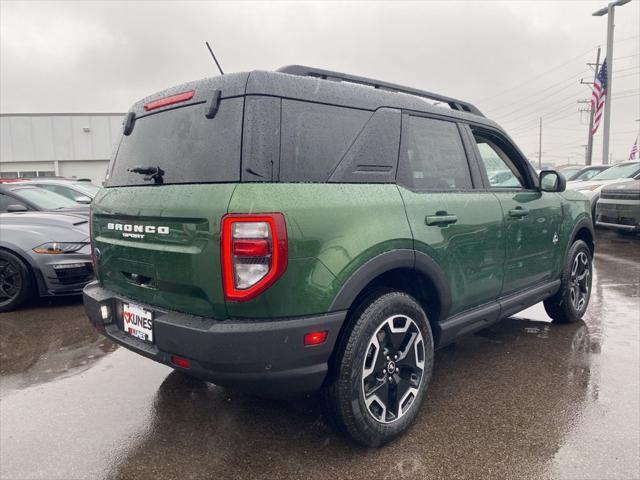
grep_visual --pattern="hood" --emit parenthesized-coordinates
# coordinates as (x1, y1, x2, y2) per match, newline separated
(602, 180, 640, 195)
(567, 177, 633, 192)
(0, 211, 89, 246)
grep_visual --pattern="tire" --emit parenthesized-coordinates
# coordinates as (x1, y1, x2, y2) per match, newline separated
(0, 249, 33, 312)
(544, 240, 592, 323)
(322, 290, 434, 447)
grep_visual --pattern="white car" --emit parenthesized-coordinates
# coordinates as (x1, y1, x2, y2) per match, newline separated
(568, 161, 640, 216)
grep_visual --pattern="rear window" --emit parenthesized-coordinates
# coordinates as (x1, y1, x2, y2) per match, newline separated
(107, 98, 243, 186)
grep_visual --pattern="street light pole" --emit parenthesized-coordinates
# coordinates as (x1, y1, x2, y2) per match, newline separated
(593, 0, 632, 165)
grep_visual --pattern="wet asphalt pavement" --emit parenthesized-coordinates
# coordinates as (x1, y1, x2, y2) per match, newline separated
(1, 230, 638, 480)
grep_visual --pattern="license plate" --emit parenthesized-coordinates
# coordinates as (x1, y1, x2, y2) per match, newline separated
(122, 303, 153, 343)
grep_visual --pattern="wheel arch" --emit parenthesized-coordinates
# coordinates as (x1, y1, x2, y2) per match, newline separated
(329, 249, 452, 346)
(569, 218, 595, 256)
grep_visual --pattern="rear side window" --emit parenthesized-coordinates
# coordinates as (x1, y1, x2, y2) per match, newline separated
(107, 98, 243, 186)
(398, 116, 472, 191)
(280, 100, 371, 182)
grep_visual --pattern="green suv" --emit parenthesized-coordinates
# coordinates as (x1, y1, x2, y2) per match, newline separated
(83, 66, 595, 446)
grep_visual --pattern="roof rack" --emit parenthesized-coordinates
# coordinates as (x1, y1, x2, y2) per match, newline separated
(277, 65, 484, 117)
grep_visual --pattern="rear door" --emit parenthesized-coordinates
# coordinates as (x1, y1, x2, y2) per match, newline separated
(398, 113, 505, 316)
(93, 83, 245, 319)
(468, 127, 563, 295)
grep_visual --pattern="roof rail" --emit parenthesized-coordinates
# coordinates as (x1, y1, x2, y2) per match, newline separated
(277, 65, 484, 117)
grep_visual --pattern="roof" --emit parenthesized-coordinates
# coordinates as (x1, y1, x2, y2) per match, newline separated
(127, 68, 500, 131)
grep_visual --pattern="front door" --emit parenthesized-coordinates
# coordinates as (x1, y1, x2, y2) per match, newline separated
(470, 128, 563, 295)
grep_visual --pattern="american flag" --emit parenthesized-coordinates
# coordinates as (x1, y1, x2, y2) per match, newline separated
(630, 137, 638, 160)
(591, 59, 607, 135)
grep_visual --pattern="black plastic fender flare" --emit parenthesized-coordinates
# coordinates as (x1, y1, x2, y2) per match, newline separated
(328, 249, 452, 322)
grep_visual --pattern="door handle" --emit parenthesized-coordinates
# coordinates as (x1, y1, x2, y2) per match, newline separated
(425, 213, 458, 226)
(508, 207, 530, 218)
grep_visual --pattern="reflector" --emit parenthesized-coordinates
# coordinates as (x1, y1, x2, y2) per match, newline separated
(304, 331, 328, 346)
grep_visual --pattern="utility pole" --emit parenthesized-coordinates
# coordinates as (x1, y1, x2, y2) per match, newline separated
(538, 117, 542, 169)
(580, 47, 601, 166)
(593, 0, 632, 165)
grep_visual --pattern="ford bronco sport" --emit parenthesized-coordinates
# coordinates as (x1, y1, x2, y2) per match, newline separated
(84, 66, 594, 447)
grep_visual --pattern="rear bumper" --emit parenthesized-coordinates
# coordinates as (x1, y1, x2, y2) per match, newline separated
(83, 282, 345, 396)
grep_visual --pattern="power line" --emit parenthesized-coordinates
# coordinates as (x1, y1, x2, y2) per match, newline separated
(476, 47, 597, 103)
(484, 69, 589, 114)
(477, 36, 640, 104)
(495, 87, 584, 124)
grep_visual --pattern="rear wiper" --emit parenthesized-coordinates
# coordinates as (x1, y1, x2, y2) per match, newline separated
(127, 165, 165, 184)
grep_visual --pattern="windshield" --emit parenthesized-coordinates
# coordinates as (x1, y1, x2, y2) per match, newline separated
(591, 162, 640, 181)
(72, 182, 100, 196)
(559, 167, 582, 180)
(574, 167, 608, 181)
(12, 187, 78, 209)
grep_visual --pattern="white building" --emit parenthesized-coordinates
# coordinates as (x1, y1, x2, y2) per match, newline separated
(0, 113, 125, 185)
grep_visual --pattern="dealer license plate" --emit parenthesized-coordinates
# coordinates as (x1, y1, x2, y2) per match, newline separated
(122, 303, 154, 343)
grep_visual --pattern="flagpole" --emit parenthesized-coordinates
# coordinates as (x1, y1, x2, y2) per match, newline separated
(593, 0, 632, 165)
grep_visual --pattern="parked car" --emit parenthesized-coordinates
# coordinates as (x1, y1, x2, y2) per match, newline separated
(568, 160, 640, 217)
(595, 180, 640, 233)
(556, 164, 586, 180)
(83, 65, 594, 447)
(557, 164, 609, 182)
(0, 184, 89, 215)
(18, 179, 101, 204)
(569, 165, 610, 182)
(0, 211, 94, 312)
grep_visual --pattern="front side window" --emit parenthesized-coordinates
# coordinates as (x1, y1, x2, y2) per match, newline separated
(398, 116, 472, 191)
(473, 132, 530, 189)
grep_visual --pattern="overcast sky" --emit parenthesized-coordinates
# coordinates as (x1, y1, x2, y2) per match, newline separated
(1, 0, 638, 164)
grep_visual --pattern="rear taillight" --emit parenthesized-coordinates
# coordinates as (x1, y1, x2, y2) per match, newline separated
(221, 213, 287, 301)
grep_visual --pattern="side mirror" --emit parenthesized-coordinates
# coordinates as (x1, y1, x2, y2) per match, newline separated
(7, 204, 28, 212)
(74, 195, 92, 204)
(539, 170, 566, 193)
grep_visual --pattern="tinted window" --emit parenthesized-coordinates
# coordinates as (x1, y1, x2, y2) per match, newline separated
(280, 100, 371, 182)
(107, 98, 243, 186)
(399, 116, 472, 190)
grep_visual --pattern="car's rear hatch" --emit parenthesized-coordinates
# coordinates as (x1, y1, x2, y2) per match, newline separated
(92, 74, 248, 318)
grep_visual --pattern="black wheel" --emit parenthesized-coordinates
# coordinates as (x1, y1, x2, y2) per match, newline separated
(322, 290, 434, 447)
(544, 240, 592, 323)
(0, 250, 33, 313)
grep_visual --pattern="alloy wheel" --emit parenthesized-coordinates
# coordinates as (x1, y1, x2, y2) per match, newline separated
(0, 258, 22, 306)
(361, 314, 425, 423)
(570, 251, 590, 312)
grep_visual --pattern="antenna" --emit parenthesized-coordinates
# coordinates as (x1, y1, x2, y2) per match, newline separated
(205, 41, 224, 75)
